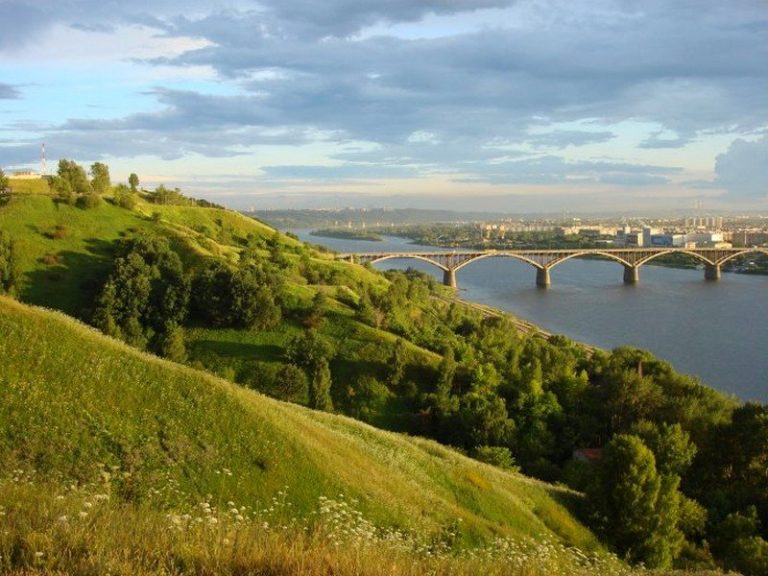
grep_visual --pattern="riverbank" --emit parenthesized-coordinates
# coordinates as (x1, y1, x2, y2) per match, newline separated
(311, 228, 383, 241)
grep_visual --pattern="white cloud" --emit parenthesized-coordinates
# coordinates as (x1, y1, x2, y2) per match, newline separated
(715, 136, 768, 198)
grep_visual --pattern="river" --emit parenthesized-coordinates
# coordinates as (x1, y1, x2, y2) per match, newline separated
(295, 230, 768, 402)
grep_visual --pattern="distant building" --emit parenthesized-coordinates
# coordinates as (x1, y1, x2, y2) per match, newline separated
(10, 170, 40, 180)
(650, 233, 686, 247)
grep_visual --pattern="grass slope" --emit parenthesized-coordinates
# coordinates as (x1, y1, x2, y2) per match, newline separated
(0, 295, 597, 551)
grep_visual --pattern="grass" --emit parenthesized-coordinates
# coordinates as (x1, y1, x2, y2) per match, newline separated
(0, 295, 619, 573)
(6, 178, 51, 195)
(0, 477, 646, 576)
(0, 194, 300, 316)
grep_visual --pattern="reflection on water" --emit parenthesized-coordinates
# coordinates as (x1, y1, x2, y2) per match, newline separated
(293, 230, 768, 402)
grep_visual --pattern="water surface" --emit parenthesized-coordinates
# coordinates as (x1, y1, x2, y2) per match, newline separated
(294, 230, 768, 402)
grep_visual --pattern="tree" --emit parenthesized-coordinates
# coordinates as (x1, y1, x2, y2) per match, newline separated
(0, 168, 8, 192)
(386, 339, 407, 388)
(128, 172, 139, 192)
(93, 235, 190, 352)
(272, 364, 308, 402)
(285, 330, 334, 370)
(114, 184, 137, 210)
(191, 261, 281, 329)
(56, 159, 91, 195)
(156, 321, 186, 362)
(0, 231, 18, 295)
(309, 357, 334, 411)
(90, 162, 111, 195)
(631, 421, 697, 476)
(590, 434, 684, 568)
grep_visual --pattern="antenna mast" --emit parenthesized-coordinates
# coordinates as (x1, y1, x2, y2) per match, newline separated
(40, 143, 47, 176)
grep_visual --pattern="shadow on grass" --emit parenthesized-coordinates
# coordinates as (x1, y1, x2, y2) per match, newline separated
(193, 339, 284, 362)
(22, 238, 118, 318)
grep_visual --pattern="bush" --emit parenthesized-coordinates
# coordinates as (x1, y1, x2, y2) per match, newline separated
(76, 193, 102, 209)
(474, 445, 519, 470)
(44, 224, 69, 240)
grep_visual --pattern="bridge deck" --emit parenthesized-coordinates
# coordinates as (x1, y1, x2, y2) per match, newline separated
(337, 247, 768, 287)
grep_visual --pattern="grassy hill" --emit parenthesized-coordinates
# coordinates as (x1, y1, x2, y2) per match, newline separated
(0, 295, 619, 575)
(0, 190, 746, 573)
(0, 192, 444, 426)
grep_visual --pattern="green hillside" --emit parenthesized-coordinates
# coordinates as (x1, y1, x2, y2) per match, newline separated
(0, 295, 615, 574)
(1, 185, 764, 574)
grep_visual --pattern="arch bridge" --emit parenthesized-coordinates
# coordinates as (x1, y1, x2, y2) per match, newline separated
(337, 247, 768, 288)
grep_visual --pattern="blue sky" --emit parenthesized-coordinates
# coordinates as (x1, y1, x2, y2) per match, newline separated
(1, 0, 766, 212)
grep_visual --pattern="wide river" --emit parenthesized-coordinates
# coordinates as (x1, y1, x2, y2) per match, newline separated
(293, 230, 768, 402)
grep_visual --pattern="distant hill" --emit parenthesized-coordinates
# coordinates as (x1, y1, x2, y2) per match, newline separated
(251, 207, 505, 229)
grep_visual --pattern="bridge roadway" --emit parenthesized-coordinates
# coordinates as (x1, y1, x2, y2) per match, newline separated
(337, 247, 768, 288)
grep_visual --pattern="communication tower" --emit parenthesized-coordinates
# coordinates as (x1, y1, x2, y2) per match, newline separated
(40, 143, 47, 176)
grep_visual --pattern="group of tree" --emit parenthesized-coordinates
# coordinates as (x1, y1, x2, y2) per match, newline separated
(325, 267, 767, 573)
(0, 168, 9, 193)
(92, 235, 189, 359)
(191, 259, 282, 330)
(93, 232, 286, 362)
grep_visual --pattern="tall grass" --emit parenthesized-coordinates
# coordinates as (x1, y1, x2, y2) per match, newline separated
(0, 475, 657, 576)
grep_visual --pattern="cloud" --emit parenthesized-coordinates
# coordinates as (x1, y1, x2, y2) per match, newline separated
(261, 163, 418, 181)
(0, 83, 21, 99)
(454, 155, 681, 186)
(264, 0, 516, 38)
(2, 0, 767, 206)
(526, 130, 615, 149)
(714, 136, 768, 197)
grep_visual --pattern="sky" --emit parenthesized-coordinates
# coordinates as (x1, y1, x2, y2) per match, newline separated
(0, 0, 767, 213)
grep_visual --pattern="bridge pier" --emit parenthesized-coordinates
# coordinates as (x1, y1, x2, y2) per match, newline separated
(623, 265, 639, 284)
(443, 268, 457, 289)
(705, 264, 721, 281)
(536, 267, 551, 288)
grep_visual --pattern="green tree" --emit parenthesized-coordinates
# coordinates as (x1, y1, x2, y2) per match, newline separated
(285, 330, 334, 370)
(0, 168, 8, 192)
(590, 434, 684, 568)
(93, 235, 190, 352)
(386, 339, 408, 388)
(272, 364, 308, 402)
(309, 357, 334, 411)
(128, 172, 139, 192)
(191, 261, 281, 329)
(56, 159, 91, 195)
(711, 507, 768, 576)
(631, 421, 697, 476)
(90, 162, 111, 195)
(0, 231, 18, 295)
(156, 321, 186, 362)
(114, 183, 137, 210)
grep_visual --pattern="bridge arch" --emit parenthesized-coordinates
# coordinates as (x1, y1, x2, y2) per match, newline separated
(453, 252, 545, 272)
(637, 250, 716, 267)
(715, 247, 768, 267)
(544, 250, 634, 270)
(366, 253, 449, 272)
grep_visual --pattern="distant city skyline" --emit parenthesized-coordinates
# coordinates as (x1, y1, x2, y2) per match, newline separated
(1, 0, 767, 211)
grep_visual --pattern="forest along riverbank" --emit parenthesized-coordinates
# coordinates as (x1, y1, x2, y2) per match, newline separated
(293, 229, 768, 403)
